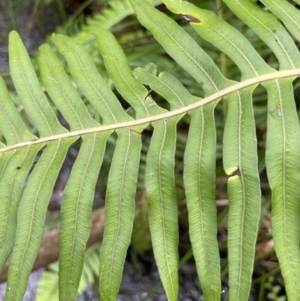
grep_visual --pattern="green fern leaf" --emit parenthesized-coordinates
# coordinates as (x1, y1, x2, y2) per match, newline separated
(37, 41, 110, 301)
(1, 1, 300, 300)
(164, 0, 300, 299)
(51, 31, 145, 301)
(223, 1, 300, 300)
(86, 0, 162, 30)
(133, 64, 222, 300)
(0, 76, 42, 272)
(4, 31, 77, 301)
(259, 0, 300, 41)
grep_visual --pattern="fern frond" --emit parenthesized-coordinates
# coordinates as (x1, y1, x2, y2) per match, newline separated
(0, 76, 41, 272)
(161, 0, 300, 299)
(71, 0, 163, 54)
(1, 1, 300, 301)
(36, 242, 101, 301)
(259, 0, 300, 41)
(84, 0, 163, 30)
(4, 32, 76, 301)
(222, 2, 300, 299)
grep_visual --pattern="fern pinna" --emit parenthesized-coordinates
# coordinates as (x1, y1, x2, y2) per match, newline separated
(1, 0, 300, 301)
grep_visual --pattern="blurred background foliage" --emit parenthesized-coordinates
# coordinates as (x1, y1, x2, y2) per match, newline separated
(2, 0, 300, 300)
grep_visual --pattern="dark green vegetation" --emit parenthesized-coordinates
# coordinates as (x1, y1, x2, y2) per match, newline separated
(1, 0, 300, 300)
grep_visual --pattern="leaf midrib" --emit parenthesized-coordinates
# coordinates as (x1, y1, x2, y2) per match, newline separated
(1, 69, 299, 153)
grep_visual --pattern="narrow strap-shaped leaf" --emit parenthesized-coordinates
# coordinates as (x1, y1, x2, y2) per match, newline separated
(133, 63, 195, 107)
(162, 0, 273, 78)
(259, 0, 300, 41)
(130, 0, 226, 95)
(161, 2, 262, 300)
(99, 131, 142, 301)
(0, 145, 42, 273)
(225, 89, 261, 301)
(0, 72, 42, 179)
(220, 2, 300, 298)
(75, 0, 163, 49)
(74, 26, 151, 299)
(99, 129, 141, 301)
(59, 133, 108, 301)
(9, 31, 66, 136)
(36, 43, 110, 300)
(264, 78, 300, 300)
(52, 32, 145, 300)
(0, 76, 36, 144)
(224, 0, 300, 69)
(146, 117, 181, 301)
(51, 34, 131, 125)
(127, 6, 227, 295)
(223, 87, 261, 301)
(93, 28, 150, 118)
(0, 75, 43, 271)
(129, 3, 228, 299)
(133, 64, 221, 299)
(115, 50, 183, 298)
(144, 89, 182, 300)
(5, 139, 75, 301)
(134, 65, 183, 300)
(173, 0, 300, 73)
(184, 105, 220, 301)
(86, 0, 163, 30)
(94, 29, 149, 300)
(92, 28, 149, 299)
(86, 0, 134, 29)
(37, 43, 99, 131)
(6, 32, 78, 301)
(164, 2, 300, 300)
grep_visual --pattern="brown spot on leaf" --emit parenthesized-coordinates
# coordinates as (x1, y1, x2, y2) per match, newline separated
(181, 15, 201, 23)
